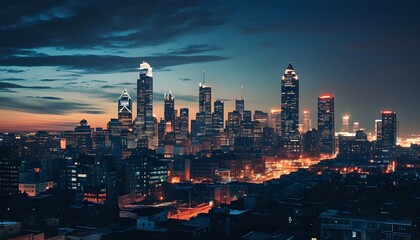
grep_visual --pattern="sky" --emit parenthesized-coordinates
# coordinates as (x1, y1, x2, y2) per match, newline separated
(0, 0, 419, 136)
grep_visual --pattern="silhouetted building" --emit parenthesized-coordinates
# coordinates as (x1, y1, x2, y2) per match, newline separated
(213, 100, 224, 133)
(381, 110, 397, 152)
(196, 83, 212, 136)
(318, 94, 335, 155)
(118, 89, 133, 134)
(178, 108, 189, 141)
(164, 91, 175, 132)
(0, 146, 19, 196)
(254, 110, 269, 127)
(281, 62, 300, 158)
(302, 128, 321, 157)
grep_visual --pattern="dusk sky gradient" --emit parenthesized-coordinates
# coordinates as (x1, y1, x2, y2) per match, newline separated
(0, 0, 419, 136)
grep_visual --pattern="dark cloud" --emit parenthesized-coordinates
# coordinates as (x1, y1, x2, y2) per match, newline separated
(0, 82, 52, 91)
(0, 54, 230, 73)
(26, 96, 63, 100)
(0, 78, 26, 81)
(0, 1, 229, 50)
(0, 68, 26, 73)
(167, 44, 220, 55)
(0, 96, 104, 115)
(101, 85, 116, 89)
(179, 78, 191, 81)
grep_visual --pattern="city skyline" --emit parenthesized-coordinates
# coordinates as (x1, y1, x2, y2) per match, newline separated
(0, 1, 419, 136)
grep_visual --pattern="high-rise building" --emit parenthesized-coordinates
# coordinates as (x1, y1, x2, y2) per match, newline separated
(353, 122, 359, 133)
(381, 110, 397, 152)
(341, 115, 350, 132)
(318, 94, 335, 155)
(0, 146, 19, 196)
(197, 83, 212, 136)
(179, 108, 189, 140)
(375, 119, 382, 141)
(164, 91, 175, 132)
(118, 89, 132, 133)
(281, 62, 300, 157)
(213, 100, 224, 133)
(235, 86, 245, 120)
(135, 61, 155, 147)
(270, 109, 281, 135)
(254, 110, 269, 127)
(302, 110, 312, 133)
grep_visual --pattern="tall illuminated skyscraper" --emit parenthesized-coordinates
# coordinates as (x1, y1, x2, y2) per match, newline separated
(118, 89, 132, 133)
(381, 110, 397, 152)
(341, 114, 350, 132)
(196, 82, 212, 136)
(302, 110, 312, 133)
(270, 109, 281, 135)
(318, 94, 335, 155)
(135, 61, 155, 146)
(179, 108, 189, 140)
(164, 91, 175, 131)
(281, 62, 300, 157)
(375, 119, 382, 141)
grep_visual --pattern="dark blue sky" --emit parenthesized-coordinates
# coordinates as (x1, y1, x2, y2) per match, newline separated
(0, 0, 419, 135)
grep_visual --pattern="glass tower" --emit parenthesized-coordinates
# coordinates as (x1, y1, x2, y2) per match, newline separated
(318, 94, 335, 155)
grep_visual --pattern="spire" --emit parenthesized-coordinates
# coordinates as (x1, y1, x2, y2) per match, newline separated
(240, 85, 244, 99)
(286, 62, 294, 70)
(202, 70, 205, 84)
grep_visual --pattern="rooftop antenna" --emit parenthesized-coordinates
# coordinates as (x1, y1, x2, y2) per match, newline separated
(202, 70, 205, 84)
(241, 85, 244, 99)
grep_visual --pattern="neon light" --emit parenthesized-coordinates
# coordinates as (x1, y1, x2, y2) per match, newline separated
(319, 94, 333, 99)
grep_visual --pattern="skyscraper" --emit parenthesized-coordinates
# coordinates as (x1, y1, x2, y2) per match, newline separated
(353, 122, 359, 133)
(197, 82, 212, 136)
(318, 94, 335, 155)
(381, 110, 397, 152)
(179, 108, 189, 140)
(118, 89, 132, 133)
(341, 114, 350, 132)
(270, 109, 281, 135)
(235, 86, 245, 120)
(302, 110, 312, 133)
(164, 91, 175, 132)
(212, 100, 224, 133)
(135, 61, 155, 147)
(375, 119, 382, 141)
(281, 62, 300, 157)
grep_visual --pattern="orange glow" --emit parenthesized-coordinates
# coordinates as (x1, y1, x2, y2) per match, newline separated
(319, 94, 333, 99)
(381, 110, 394, 114)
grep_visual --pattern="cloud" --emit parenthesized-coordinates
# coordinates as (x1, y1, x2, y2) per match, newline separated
(166, 44, 220, 55)
(0, 68, 26, 73)
(0, 96, 105, 115)
(0, 78, 26, 81)
(0, 82, 52, 91)
(26, 96, 63, 100)
(179, 78, 191, 81)
(40, 78, 77, 82)
(0, 53, 230, 73)
(0, 1, 229, 50)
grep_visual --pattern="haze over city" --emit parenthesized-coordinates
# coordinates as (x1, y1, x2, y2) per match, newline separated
(0, 0, 419, 135)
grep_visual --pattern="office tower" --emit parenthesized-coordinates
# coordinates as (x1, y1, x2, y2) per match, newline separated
(179, 108, 189, 140)
(281, 62, 300, 157)
(118, 89, 132, 134)
(353, 122, 359, 133)
(213, 100, 224, 133)
(341, 115, 350, 132)
(164, 91, 175, 132)
(270, 109, 281, 135)
(243, 110, 252, 123)
(302, 129, 321, 157)
(381, 110, 397, 152)
(254, 110, 269, 127)
(0, 146, 19, 196)
(302, 110, 312, 133)
(375, 119, 382, 141)
(235, 86, 245, 119)
(197, 82, 212, 136)
(318, 94, 335, 155)
(135, 61, 154, 146)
